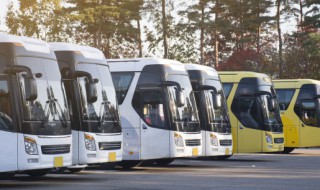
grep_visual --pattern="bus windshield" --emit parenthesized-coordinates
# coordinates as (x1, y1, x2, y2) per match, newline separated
(77, 63, 121, 134)
(204, 79, 230, 133)
(167, 74, 200, 133)
(258, 85, 283, 132)
(17, 57, 70, 133)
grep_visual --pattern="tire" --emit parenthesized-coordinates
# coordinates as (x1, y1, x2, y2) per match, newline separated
(68, 168, 84, 173)
(119, 161, 141, 169)
(26, 169, 51, 177)
(0, 172, 15, 180)
(51, 167, 67, 174)
(154, 158, 174, 166)
(282, 147, 295, 154)
(211, 154, 233, 160)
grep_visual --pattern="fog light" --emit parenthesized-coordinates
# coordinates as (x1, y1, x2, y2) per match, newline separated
(28, 158, 39, 163)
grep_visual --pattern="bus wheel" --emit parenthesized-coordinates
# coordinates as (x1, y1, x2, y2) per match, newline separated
(0, 172, 15, 180)
(154, 159, 175, 166)
(26, 169, 51, 177)
(119, 161, 141, 169)
(51, 167, 67, 174)
(68, 168, 84, 173)
(211, 154, 233, 160)
(282, 147, 295, 154)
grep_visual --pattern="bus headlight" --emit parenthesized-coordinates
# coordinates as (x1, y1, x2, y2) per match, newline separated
(210, 134, 219, 146)
(24, 136, 38, 155)
(85, 134, 96, 151)
(266, 133, 273, 144)
(174, 133, 184, 147)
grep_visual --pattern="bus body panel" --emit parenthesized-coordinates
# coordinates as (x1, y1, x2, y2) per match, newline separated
(0, 131, 18, 172)
(17, 134, 72, 171)
(274, 79, 320, 148)
(220, 72, 284, 153)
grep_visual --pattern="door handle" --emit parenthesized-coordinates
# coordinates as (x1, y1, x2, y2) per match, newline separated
(142, 124, 147, 129)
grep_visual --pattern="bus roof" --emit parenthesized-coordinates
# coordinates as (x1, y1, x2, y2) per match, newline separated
(50, 42, 106, 61)
(108, 57, 185, 72)
(184, 64, 218, 77)
(218, 71, 271, 83)
(0, 33, 50, 54)
(273, 79, 320, 89)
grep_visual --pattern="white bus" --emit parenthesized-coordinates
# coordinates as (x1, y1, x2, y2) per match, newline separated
(109, 58, 202, 168)
(0, 34, 72, 178)
(51, 43, 123, 172)
(185, 64, 233, 159)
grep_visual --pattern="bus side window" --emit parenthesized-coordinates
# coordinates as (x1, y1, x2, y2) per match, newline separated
(301, 101, 317, 126)
(0, 80, 13, 131)
(142, 91, 165, 129)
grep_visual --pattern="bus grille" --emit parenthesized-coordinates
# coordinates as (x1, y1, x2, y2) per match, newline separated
(99, 141, 122, 150)
(274, 138, 284, 144)
(219, 140, 232, 146)
(185, 139, 201, 146)
(41, 144, 71, 155)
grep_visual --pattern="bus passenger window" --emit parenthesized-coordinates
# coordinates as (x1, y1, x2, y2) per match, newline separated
(0, 81, 13, 130)
(142, 91, 165, 128)
(301, 101, 317, 126)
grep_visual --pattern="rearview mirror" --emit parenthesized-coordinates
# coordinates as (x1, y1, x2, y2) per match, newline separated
(176, 88, 185, 107)
(85, 82, 97, 103)
(24, 77, 38, 101)
(212, 93, 222, 109)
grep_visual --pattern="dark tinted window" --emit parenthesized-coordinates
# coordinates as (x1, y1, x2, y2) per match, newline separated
(222, 83, 233, 99)
(142, 91, 166, 129)
(111, 72, 134, 104)
(276, 89, 295, 110)
(0, 80, 13, 131)
(236, 97, 261, 129)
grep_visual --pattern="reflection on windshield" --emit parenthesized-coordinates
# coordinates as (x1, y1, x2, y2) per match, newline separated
(18, 57, 69, 125)
(77, 63, 121, 133)
(167, 74, 200, 133)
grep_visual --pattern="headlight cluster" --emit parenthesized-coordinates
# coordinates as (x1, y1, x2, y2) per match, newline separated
(85, 134, 96, 151)
(24, 136, 38, 155)
(174, 133, 184, 147)
(210, 133, 219, 146)
(266, 133, 273, 144)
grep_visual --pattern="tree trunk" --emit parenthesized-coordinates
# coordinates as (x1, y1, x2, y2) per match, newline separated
(137, 19, 143, 57)
(276, 0, 283, 78)
(299, 0, 303, 32)
(161, 0, 168, 59)
(200, 0, 205, 65)
(214, 0, 219, 68)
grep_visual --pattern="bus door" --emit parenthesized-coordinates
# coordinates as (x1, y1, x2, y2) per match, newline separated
(235, 96, 262, 153)
(140, 89, 170, 160)
(0, 76, 18, 172)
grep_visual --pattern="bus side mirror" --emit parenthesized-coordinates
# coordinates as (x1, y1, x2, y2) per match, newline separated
(176, 89, 185, 107)
(212, 93, 222, 109)
(85, 82, 97, 103)
(268, 98, 276, 112)
(24, 77, 38, 101)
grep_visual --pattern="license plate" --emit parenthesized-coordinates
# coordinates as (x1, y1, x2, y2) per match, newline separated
(225, 148, 230, 155)
(54, 157, 63, 167)
(108, 152, 116, 162)
(192, 148, 198, 156)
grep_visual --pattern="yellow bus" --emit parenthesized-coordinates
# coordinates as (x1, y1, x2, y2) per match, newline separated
(219, 72, 284, 153)
(273, 79, 320, 153)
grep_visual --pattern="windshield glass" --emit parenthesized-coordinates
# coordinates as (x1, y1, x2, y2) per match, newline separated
(167, 74, 200, 133)
(204, 79, 230, 133)
(77, 63, 121, 133)
(258, 85, 283, 132)
(18, 57, 69, 123)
